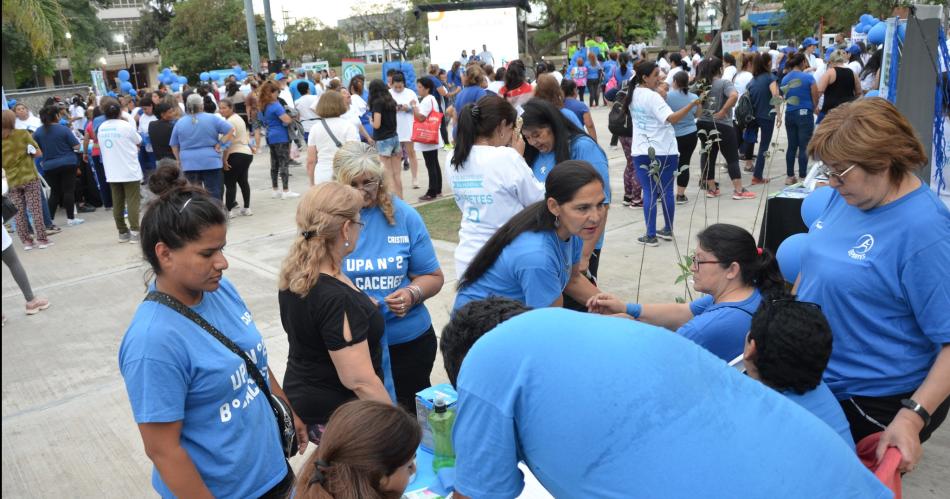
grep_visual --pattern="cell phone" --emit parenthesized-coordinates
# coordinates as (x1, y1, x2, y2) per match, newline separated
(514, 116, 523, 136)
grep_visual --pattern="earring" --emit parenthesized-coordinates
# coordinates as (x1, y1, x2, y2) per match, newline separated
(554, 215, 560, 227)
(344, 240, 350, 248)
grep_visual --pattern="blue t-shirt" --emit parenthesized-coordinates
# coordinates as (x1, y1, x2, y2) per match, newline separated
(426, 75, 445, 110)
(747, 73, 778, 120)
(665, 90, 699, 137)
(560, 107, 583, 129)
(118, 278, 287, 498)
(783, 382, 855, 451)
(798, 184, 950, 399)
(452, 86, 487, 136)
(32, 124, 79, 170)
(680, 290, 761, 361)
(289, 79, 316, 102)
(454, 230, 583, 310)
(343, 197, 441, 345)
(259, 102, 289, 144)
(782, 71, 817, 112)
(170, 113, 233, 172)
(448, 68, 462, 88)
(563, 98, 589, 124)
(452, 309, 891, 499)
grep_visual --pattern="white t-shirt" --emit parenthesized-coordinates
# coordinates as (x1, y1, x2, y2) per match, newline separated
(97, 118, 143, 183)
(138, 113, 158, 152)
(629, 87, 677, 156)
(846, 61, 863, 79)
(448, 145, 545, 278)
(278, 87, 294, 109)
(769, 49, 782, 71)
(479, 51, 495, 67)
(306, 117, 359, 184)
(69, 105, 87, 137)
(390, 87, 419, 142)
(413, 94, 443, 152)
(15, 114, 42, 133)
(486, 81, 505, 95)
(733, 71, 754, 96)
(658, 57, 672, 73)
(341, 94, 367, 132)
(722, 65, 737, 83)
(295, 94, 320, 132)
(550, 71, 564, 84)
(664, 66, 684, 86)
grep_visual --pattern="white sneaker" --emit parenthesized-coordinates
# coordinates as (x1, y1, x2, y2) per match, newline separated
(67, 218, 85, 226)
(228, 208, 238, 219)
(129, 231, 140, 243)
(281, 191, 300, 199)
(271, 191, 281, 199)
(240, 207, 253, 216)
(37, 241, 54, 249)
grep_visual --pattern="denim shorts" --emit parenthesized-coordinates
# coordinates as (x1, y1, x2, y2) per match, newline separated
(375, 135, 401, 157)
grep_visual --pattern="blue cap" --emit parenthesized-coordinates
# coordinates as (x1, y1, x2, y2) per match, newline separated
(274, 73, 286, 81)
(802, 37, 819, 48)
(846, 45, 861, 55)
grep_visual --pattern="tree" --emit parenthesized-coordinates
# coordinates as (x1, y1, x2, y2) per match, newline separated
(158, 0, 258, 80)
(132, 0, 176, 52)
(2, 0, 68, 87)
(347, 1, 425, 61)
(283, 18, 350, 66)
(780, 0, 941, 40)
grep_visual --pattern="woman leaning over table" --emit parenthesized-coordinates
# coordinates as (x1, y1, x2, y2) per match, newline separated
(335, 142, 445, 411)
(798, 98, 950, 474)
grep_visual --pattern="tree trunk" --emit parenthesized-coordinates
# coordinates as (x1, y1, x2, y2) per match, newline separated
(526, 28, 580, 66)
(664, 7, 679, 46)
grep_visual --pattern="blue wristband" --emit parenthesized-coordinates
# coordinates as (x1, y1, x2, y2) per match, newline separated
(626, 303, 642, 319)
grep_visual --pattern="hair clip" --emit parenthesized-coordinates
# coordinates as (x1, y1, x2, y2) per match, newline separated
(177, 197, 193, 214)
(756, 247, 764, 256)
(308, 459, 331, 486)
(470, 104, 481, 120)
(301, 230, 316, 240)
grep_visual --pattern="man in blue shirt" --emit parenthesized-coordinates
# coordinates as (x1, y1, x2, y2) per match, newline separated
(441, 298, 891, 499)
(743, 299, 855, 450)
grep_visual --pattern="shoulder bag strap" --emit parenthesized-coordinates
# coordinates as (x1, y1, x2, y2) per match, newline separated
(318, 118, 342, 147)
(144, 291, 274, 401)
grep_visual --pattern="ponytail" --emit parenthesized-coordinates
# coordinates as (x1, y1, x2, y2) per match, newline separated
(696, 224, 789, 301)
(450, 94, 516, 170)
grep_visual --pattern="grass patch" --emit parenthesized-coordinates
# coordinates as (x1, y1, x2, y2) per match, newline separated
(416, 197, 461, 243)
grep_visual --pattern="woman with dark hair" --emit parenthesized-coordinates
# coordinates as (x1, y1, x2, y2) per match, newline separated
(588, 223, 787, 362)
(560, 79, 597, 139)
(532, 74, 583, 129)
(389, 71, 420, 191)
(448, 94, 543, 278)
(859, 49, 882, 93)
(664, 53, 687, 86)
(453, 161, 604, 311)
(666, 70, 699, 205)
(625, 60, 701, 246)
(33, 104, 82, 228)
(120, 164, 303, 499)
(369, 78, 403, 196)
(254, 80, 297, 199)
(412, 77, 444, 201)
(2, 110, 50, 250)
(746, 52, 783, 183)
(99, 98, 144, 242)
(780, 52, 819, 184)
(347, 75, 374, 142)
(500, 59, 533, 112)
(295, 400, 421, 499)
(695, 57, 753, 200)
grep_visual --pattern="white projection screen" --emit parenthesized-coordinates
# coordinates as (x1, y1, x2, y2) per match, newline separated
(426, 7, 520, 70)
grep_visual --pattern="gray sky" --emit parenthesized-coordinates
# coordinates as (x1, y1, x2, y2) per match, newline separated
(252, 0, 390, 30)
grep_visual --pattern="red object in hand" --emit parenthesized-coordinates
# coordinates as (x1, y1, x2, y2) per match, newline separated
(857, 432, 902, 499)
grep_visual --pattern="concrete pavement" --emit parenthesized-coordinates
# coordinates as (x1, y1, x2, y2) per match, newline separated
(2, 106, 947, 497)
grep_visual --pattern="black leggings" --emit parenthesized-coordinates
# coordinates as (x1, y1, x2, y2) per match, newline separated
(587, 77, 601, 106)
(439, 112, 449, 145)
(421, 149, 442, 197)
(577, 85, 586, 101)
(698, 121, 741, 182)
(44, 166, 77, 220)
(224, 152, 253, 210)
(675, 132, 698, 188)
(390, 328, 438, 411)
(840, 391, 950, 445)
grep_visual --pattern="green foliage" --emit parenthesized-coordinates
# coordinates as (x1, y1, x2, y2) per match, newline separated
(284, 18, 350, 66)
(1, 0, 68, 56)
(131, 0, 175, 52)
(674, 254, 694, 285)
(159, 0, 257, 81)
(780, 0, 941, 40)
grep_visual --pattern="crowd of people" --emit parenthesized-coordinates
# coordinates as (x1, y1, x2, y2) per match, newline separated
(3, 27, 948, 499)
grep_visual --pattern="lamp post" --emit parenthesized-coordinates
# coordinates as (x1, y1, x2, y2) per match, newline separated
(113, 32, 138, 88)
(276, 32, 288, 60)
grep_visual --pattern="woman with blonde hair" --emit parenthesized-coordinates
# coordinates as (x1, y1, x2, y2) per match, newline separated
(816, 50, 861, 124)
(335, 142, 444, 410)
(295, 400, 421, 499)
(306, 90, 359, 185)
(278, 182, 390, 445)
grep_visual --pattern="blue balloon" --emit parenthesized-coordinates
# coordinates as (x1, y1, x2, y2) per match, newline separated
(859, 14, 873, 24)
(162, 67, 172, 75)
(129, 89, 138, 97)
(857, 23, 871, 34)
(801, 186, 835, 228)
(776, 233, 809, 283)
(118, 69, 130, 81)
(107, 91, 117, 98)
(171, 83, 181, 92)
(864, 89, 880, 98)
(868, 21, 886, 45)
(120, 81, 133, 93)
(178, 76, 187, 84)
(200, 72, 210, 82)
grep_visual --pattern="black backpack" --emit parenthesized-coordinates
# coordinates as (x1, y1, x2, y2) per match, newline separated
(608, 91, 632, 137)
(735, 92, 755, 127)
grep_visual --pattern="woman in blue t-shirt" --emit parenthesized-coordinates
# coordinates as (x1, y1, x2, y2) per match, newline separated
(453, 161, 605, 311)
(799, 98, 950, 472)
(666, 71, 699, 205)
(448, 65, 488, 139)
(119, 164, 301, 498)
(745, 52, 783, 184)
(781, 53, 818, 184)
(588, 223, 787, 362)
(334, 142, 445, 411)
(520, 99, 610, 311)
(586, 52, 604, 107)
(32, 104, 81, 226)
(170, 94, 235, 201)
(253, 80, 297, 199)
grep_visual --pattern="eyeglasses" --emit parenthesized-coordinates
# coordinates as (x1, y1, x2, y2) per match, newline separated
(351, 179, 380, 192)
(817, 162, 858, 184)
(351, 220, 365, 228)
(689, 252, 722, 268)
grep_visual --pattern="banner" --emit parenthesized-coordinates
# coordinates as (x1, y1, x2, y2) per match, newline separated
(300, 60, 329, 73)
(722, 30, 743, 54)
(90, 70, 108, 96)
(850, 26, 867, 45)
(341, 59, 365, 87)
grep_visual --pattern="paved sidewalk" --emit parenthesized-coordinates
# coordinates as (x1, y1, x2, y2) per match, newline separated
(2, 107, 947, 498)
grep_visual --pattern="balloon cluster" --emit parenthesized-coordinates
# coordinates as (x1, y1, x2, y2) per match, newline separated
(158, 67, 189, 93)
(116, 69, 137, 97)
(199, 66, 249, 85)
(854, 13, 905, 46)
(775, 187, 836, 282)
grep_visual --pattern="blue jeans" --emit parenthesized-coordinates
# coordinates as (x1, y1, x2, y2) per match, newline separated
(185, 169, 223, 201)
(91, 155, 112, 208)
(785, 109, 814, 178)
(634, 154, 677, 237)
(750, 117, 775, 180)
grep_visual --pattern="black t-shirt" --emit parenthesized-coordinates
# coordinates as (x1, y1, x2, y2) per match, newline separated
(279, 274, 385, 425)
(149, 119, 176, 161)
(370, 100, 398, 141)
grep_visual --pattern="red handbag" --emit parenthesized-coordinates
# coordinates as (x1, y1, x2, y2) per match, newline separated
(411, 110, 443, 144)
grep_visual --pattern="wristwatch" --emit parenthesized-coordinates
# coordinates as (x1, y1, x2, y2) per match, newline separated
(900, 398, 932, 427)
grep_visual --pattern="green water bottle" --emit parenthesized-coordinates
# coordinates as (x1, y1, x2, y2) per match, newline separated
(428, 395, 456, 472)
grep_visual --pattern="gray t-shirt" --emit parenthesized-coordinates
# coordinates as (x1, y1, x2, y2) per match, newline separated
(698, 78, 738, 127)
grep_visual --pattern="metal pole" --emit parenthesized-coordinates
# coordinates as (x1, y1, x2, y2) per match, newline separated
(677, 0, 686, 49)
(262, 0, 277, 61)
(243, 0, 260, 72)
